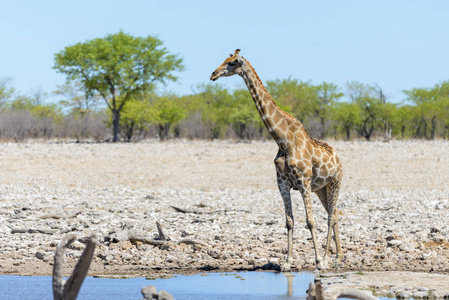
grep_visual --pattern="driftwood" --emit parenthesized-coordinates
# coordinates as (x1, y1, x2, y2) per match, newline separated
(171, 206, 251, 214)
(156, 221, 169, 241)
(53, 234, 98, 300)
(130, 222, 203, 252)
(129, 236, 170, 247)
(129, 235, 203, 252)
(10, 227, 57, 235)
(40, 211, 82, 219)
(307, 279, 378, 300)
(51, 233, 176, 300)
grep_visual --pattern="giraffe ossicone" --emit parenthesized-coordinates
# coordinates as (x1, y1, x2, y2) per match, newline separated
(210, 49, 344, 271)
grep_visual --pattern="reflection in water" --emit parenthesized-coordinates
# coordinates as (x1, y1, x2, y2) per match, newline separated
(285, 272, 295, 296)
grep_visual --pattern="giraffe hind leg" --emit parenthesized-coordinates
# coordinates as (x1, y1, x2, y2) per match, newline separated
(315, 181, 342, 269)
(315, 187, 331, 269)
(325, 176, 343, 267)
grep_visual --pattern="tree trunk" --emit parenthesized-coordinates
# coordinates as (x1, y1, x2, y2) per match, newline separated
(345, 125, 351, 140)
(359, 120, 374, 141)
(320, 116, 326, 139)
(112, 109, 121, 142)
(430, 115, 437, 140)
(123, 121, 134, 142)
(421, 117, 428, 139)
(383, 120, 391, 141)
(158, 124, 170, 140)
(234, 123, 246, 140)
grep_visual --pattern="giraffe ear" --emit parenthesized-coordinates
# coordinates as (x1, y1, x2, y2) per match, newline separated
(229, 54, 233, 57)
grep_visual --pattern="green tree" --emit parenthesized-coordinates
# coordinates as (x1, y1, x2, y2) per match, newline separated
(54, 31, 184, 142)
(380, 102, 398, 140)
(404, 87, 439, 139)
(315, 82, 343, 138)
(54, 81, 101, 117)
(439, 97, 449, 139)
(432, 81, 449, 139)
(331, 102, 362, 140)
(345, 81, 382, 140)
(197, 83, 234, 139)
(228, 89, 261, 139)
(266, 78, 317, 123)
(148, 94, 186, 140)
(373, 83, 395, 141)
(120, 97, 152, 142)
(395, 104, 414, 139)
(0, 77, 15, 108)
(9, 95, 35, 111)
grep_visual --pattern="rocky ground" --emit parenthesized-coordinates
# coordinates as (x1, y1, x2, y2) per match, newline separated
(0, 139, 448, 297)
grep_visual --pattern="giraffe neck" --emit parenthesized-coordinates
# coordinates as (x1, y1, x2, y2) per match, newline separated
(239, 59, 293, 146)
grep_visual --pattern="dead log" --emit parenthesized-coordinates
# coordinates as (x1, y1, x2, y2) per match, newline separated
(171, 206, 207, 214)
(40, 211, 82, 219)
(53, 234, 98, 300)
(10, 227, 56, 235)
(307, 279, 378, 300)
(130, 222, 203, 252)
(10, 228, 28, 233)
(29, 228, 57, 235)
(177, 239, 203, 252)
(171, 206, 251, 214)
(129, 236, 170, 247)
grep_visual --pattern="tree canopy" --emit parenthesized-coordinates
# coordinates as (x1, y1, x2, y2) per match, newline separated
(53, 32, 184, 141)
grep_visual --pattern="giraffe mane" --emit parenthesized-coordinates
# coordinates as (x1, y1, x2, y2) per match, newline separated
(242, 56, 333, 152)
(241, 57, 296, 121)
(310, 138, 334, 155)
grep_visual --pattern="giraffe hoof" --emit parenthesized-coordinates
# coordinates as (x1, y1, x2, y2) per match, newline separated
(317, 262, 327, 270)
(280, 262, 292, 272)
(333, 261, 342, 269)
(317, 257, 330, 270)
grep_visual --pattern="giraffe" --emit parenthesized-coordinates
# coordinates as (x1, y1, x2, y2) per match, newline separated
(210, 49, 343, 270)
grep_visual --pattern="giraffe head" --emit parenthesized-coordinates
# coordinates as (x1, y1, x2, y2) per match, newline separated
(210, 49, 244, 81)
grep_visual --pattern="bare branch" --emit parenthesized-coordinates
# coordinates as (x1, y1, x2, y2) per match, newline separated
(64, 235, 98, 300)
(156, 221, 169, 241)
(52, 234, 98, 300)
(53, 234, 77, 300)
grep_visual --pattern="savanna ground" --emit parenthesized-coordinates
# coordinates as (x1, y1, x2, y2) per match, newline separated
(0, 139, 448, 297)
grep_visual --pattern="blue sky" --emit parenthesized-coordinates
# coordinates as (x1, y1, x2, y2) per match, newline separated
(1, 0, 449, 103)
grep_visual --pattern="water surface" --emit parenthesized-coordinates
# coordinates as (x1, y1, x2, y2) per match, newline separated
(0, 271, 314, 299)
(0, 271, 392, 299)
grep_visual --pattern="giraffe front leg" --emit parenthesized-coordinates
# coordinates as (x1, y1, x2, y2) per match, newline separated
(309, 218, 325, 270)
(301, 181, 324, 269)
(278, 182, 294, 272)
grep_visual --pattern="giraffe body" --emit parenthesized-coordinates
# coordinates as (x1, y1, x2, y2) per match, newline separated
(210, 50, 343, 270)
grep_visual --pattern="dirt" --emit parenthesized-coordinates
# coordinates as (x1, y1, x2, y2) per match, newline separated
(0, 139, 448, 297)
